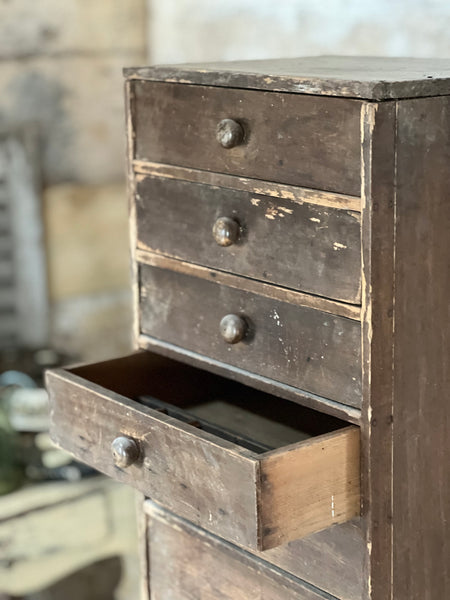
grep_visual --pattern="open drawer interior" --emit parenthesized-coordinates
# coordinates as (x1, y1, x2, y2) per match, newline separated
(47, 351, 360, 550)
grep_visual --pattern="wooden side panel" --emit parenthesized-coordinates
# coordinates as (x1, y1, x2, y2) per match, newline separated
(46, 367, 260, 549)
(135, 175, 362, 303)
(392, 97, 450, 599)
(360, 102, 397, 600)
(139, 264, 362, 408)
(259, 427, 360, 550)
(132, 81, 362, 196)
(146, 503, 337, 600)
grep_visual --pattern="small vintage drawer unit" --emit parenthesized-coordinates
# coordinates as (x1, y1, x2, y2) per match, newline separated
(47, 57, 450, 600)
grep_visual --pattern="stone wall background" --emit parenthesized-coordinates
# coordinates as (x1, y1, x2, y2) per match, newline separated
(148, 0, 450, 64)
(1, 0, 450, 360)
(0, 0, 148, 360)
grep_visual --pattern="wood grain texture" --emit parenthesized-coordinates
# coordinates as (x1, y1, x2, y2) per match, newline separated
(124, 56, 450, 100)
(245, 521, 364, 600)
(125, 79, 141, 348)
(146, 502, 339, 600)
(131, 80, 362, 196)
(46, 352, 360, 551)
(135, 175, 362, 304)
(144, 500, 364, 600)
(137, 334, 362, 425)
(259, 427, 360, 550)
(134, 492, 150, 600)
(138, 263, 362, 407)
(136, 249, 360, 320)
(391, 97, 450, 600)
(360, 102, 397, 600)
(46, 354, 260, 550)
(133, 161, 362, 212)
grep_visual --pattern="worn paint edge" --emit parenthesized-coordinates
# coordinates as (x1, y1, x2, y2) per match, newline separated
(135, 249, 361, 321)
(133, 160, 361, 213)
(125, 81, 140, 349)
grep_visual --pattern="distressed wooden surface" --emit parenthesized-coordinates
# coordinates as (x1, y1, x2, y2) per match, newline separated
(259, 427, 360, 550)
(133, 161, 362, 212)
(131, 80, 362, 196)
(135, 492, 150, 600)
(125, 56, 450, 100)
(135, 175, 362, 304)
(47, 352, 360, 551)
(146, 502, 339, 600)
(390, 97, 450, 600)
(47, 355, 257, 545)
(0, 477, 137, 596)
(138, 333, 362, 425)
(360, 102, 397, 600)
(136, 249, 360, 320)
(139, 263, 362, 407)
(243, 520, 364, 600)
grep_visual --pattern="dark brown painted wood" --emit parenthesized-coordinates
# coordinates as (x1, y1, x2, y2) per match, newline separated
(138, 263, 362, 408)
(133, 161, 362, 212)
(137, 333, 362, 425)
(146, 502, 341, 600)
(131, 80, 362, 196)
(136, 249, 360, 320)
(360, 102, 397, 600)
(391, 97, 450, 600)
(46, 352, 360, 552)
(245, 521, 364, 600)
(124, 56, 450, 100)
(135, 175, 362, 304)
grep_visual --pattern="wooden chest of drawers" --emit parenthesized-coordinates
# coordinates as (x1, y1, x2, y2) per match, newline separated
(46, 57, 450, 599)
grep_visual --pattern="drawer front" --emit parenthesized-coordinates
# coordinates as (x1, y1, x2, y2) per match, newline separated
(132, 81, 362, 196)
(46, 352, 360, 551)
(135, 175, 362, 304)
(139, 264, 362, 408)
(146, 503, 336, 600)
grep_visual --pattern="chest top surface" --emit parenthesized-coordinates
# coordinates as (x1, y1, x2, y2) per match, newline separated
(124, 55, 450, 100)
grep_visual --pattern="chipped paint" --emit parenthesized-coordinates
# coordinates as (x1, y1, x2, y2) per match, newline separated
(265, 205, 293, 220)
(310, 217, 321, 223)
(333, 241, 348, 251)
(250, 197, 261, 206)
(271, 308, 283, 327)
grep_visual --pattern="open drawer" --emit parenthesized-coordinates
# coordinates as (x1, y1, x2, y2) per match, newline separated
(46, 352, 360, 551)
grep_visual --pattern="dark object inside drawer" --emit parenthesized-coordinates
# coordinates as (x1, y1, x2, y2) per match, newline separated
(138, 392, 345, 454)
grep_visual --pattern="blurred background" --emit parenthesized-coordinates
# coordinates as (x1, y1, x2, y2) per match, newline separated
(0, 1, 449, 598)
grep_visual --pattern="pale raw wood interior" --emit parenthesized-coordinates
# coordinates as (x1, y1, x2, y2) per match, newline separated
(260, 427, 360, 549)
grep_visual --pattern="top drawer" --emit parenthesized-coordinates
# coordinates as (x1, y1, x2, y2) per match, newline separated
(131, 81, 362, 196)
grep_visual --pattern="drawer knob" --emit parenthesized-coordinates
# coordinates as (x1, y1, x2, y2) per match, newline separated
(219, 314, 247, 344)
(212, 216, 240, 247)
(111, 436, 140, 468)
(216, 119, 244, 149)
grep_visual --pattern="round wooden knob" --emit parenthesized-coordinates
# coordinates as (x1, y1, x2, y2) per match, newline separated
(111, 436, 140, 468)
(212, 216, 240, 247)
(219, 314, 247, 344)
(216, 119, 244, 149)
